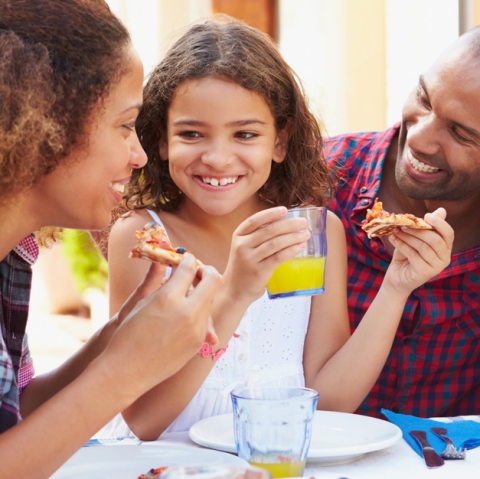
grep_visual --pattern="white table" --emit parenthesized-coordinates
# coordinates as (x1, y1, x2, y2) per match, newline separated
(150, 431, 480, 479)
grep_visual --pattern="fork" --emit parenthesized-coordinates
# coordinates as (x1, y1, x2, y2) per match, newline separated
(430, 427, 467, 460)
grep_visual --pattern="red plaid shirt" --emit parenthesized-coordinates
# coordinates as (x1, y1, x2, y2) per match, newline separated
(325, 124, 480, 419)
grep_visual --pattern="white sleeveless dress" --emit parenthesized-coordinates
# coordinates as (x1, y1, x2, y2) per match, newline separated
(99, 211, 312, 437)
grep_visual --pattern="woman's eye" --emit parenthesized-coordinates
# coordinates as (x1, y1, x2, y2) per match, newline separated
(236, 131, 258, 140)
(179, 131, 202, 139)
(123, 123, 136, 131)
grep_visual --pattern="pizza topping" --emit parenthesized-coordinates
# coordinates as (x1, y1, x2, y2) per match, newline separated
(361, 198, 434, 239)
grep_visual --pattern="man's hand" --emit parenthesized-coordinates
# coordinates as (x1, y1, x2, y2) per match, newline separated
(384, 208, 454, 296)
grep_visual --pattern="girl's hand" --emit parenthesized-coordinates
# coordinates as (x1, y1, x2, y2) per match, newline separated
(223, 207, 310, 302)
(383, 208, 454, 296)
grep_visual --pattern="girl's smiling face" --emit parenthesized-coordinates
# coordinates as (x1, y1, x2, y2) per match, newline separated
(162, 77, 287, 216)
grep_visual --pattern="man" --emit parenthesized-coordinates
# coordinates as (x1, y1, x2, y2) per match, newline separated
(325, 27, 480, 419)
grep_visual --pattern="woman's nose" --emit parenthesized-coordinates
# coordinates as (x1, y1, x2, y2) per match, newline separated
(129, 131, 148, 169)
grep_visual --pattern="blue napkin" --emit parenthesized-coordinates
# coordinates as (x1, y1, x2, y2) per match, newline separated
(382, 409, 480, 457)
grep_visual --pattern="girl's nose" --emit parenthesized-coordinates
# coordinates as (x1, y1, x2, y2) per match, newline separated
(129, 130, 148, 169)
(201, 139, 235, 169)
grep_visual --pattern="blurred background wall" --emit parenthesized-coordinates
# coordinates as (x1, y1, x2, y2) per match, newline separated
(106, 0, 480, 136)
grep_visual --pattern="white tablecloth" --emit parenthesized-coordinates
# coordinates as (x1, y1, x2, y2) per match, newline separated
(111, 431, 480, 479)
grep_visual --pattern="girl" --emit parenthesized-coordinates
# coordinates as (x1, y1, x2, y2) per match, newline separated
(0, 2, 220, 478)
(104, 17, 453, 440)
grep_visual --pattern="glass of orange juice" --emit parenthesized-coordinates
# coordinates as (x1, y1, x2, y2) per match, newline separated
(231, 387, 318, 478)
(267, 207, 327, 300)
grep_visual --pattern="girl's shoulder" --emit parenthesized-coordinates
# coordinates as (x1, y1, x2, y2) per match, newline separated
(109, 209, 157, 253)
(326, 210, 346, 236)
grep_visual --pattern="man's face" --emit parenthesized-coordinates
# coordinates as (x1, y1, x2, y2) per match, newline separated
(396, 43, 480, 202)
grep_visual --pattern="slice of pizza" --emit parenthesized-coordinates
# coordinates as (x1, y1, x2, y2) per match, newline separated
(130, 222, 202, 268)
(361, 199, 434, 239)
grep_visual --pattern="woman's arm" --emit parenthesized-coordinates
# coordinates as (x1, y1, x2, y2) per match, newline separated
(304, 210, 453, 412)
(112, 207, 311, 440)
(1, 255, 221, 479)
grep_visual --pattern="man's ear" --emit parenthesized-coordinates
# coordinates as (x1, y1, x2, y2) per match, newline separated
(272, 125, 289, 164)
(159, 136, 168, 161)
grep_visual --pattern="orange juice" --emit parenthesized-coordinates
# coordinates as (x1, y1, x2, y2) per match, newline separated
(249, 460, 306, 478)
(267, 256, 326, 297)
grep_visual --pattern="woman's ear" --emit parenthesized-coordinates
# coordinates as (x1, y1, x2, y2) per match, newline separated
(272, 125, 289, 164)
(159, 137, 168, 161)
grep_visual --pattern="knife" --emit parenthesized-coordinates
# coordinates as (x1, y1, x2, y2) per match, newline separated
(410, 430, 445, 468)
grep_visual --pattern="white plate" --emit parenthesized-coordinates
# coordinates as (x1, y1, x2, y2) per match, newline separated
(189, 411, 402, 466)
(50, 444, 247, 479)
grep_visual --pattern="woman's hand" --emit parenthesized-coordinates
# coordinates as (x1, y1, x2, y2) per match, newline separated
(222, 206, 309, 302)
(102, 254, 222, 398)
(383, 208, 454, 296)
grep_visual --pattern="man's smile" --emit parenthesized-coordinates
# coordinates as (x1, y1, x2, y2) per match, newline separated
(406, 148, 440, 173)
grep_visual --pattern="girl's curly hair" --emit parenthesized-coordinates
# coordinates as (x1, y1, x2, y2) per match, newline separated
(125, 15, 337, 213)
(0, 0, 130, 245)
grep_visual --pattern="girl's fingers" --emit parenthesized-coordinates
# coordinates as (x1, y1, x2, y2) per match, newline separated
(249, 217, 308, 247)
(259, 242, 307, 270)
(254, 230, 308, 260)
(236, 207, 288, 236)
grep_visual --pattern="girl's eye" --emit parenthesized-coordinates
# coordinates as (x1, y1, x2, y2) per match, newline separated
(235, 131, 258, 140)
(179, 131, 202, 139)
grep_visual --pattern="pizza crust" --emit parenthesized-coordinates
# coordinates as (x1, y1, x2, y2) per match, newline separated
(130, 242, 184, 267)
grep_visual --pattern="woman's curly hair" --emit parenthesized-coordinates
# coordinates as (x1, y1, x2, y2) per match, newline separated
(0, 0, 131, 245)
(125, 15, 337, 213)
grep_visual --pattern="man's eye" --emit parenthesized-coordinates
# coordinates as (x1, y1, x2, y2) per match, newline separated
(236, 131, 258, 139)
(179, 131, 201, 139)
(451, 127, 471, 144)
(417, 90, 430, 109)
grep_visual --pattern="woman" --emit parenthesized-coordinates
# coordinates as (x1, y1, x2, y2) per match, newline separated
(0, 2, 220, 478)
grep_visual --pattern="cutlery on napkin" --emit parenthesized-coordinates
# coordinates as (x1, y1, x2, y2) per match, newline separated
(382, 409, 480, 457)
(409, 430, 444, 468)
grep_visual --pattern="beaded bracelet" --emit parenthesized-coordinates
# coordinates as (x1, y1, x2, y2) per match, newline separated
(197, 333, 240, 361)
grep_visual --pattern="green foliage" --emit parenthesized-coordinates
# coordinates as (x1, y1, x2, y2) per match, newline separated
(62, 230, 108, 293)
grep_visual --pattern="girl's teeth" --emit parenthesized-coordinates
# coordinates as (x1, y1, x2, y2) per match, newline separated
(202, 176, 238, 186)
